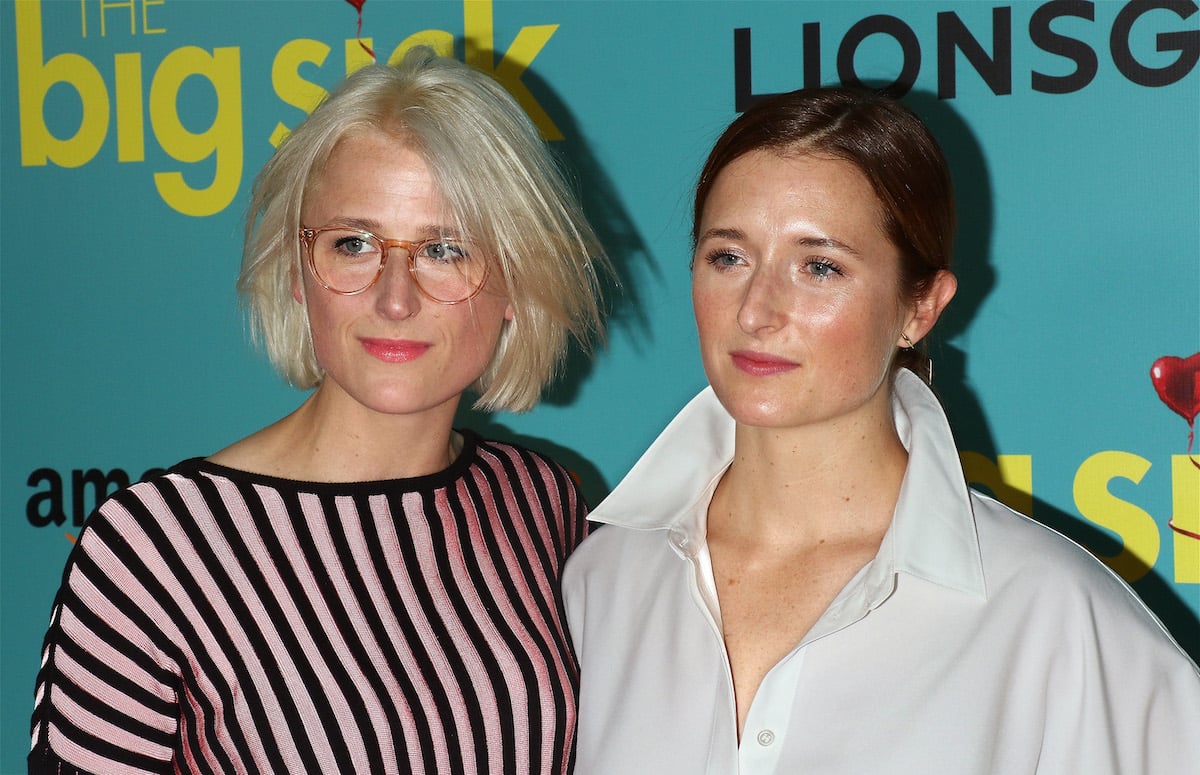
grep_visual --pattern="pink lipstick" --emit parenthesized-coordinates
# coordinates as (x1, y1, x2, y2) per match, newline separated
(731, 350, 798, 376)
(360, 338, 430, 363)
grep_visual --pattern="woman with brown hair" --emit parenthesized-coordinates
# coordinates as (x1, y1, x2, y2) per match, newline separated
(564, 87, 1200, 773)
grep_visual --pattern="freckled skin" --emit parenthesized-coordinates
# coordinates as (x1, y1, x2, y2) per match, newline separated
(692, 150, 959, 736)
(300, 131, 514, 427)
(691, 151, 911, 437)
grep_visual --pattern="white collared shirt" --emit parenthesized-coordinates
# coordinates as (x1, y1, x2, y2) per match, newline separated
(564, 372, 1200, 774)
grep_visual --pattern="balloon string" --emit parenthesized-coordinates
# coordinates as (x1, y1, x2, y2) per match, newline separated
(1170, 521, 1200, 540)
(1189, 422, 1199, 471)
(349, 1, 375, 61)
(1169, 421, 1199, 539)
(357, 18, 375, 60)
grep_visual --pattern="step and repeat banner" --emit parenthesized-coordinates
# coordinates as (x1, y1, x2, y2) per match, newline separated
(2, 0, 1197, 765)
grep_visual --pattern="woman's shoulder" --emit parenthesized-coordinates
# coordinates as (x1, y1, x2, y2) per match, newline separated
(564, 519, 679, 593)
(60, 458, 218, 569)
(969, 490, 1126, 585)
(968, 490, 1194, 660)
(89, 457, 211, 514)
(469, 431, 581, 486)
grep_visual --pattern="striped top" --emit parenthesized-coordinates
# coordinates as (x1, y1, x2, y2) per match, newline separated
(30, 431, 588, 775)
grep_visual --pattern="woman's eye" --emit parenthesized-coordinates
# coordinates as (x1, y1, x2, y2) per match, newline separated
(703, 250, 745, 270)
(422, 240, 467, 263)
(806, 259, 842, 279)
(333, 235, 375, 256)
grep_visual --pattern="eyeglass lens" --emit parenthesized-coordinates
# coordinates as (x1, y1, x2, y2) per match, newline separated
(309, 228, 486, 302)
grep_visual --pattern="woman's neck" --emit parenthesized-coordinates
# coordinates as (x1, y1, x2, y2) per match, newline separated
(708, 408, 909, 548)
(209, 384, 462, 483)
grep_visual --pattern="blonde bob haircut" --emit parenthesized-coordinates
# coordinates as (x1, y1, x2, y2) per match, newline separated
(240, 47, 607, 413)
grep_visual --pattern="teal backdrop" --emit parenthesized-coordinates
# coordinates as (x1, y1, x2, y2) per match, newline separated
(3, 0, 1198, 769)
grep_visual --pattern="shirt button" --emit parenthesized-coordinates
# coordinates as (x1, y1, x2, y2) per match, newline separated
(756, 729, 776, 747)
(667, 526, 698, 558)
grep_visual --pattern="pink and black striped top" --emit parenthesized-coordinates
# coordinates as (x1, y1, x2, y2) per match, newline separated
(30, 431, 588, 775)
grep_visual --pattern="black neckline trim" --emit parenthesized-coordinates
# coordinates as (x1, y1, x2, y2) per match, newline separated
(167, 428, 484, 495)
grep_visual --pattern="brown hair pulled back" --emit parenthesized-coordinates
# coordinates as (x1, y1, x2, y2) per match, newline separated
(693, 88, 955, 380)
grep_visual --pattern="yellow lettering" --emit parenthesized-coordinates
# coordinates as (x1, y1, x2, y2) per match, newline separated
(463, 0, 562, 140)
(1074, 451, 1158, 582)
(269, 38, 331, 148)
(114, 52, 145, 162)
(17, 0, 110, 168)
(1171, 455, 1200, 584)
(150, 46, 243, 217)
(266, 1, 561, 143)
(346, 37, 375, 74)
(492, 24, 562, 140)
(960, 452, 1033, 516)
(142, 0, 165, 34)
(99, 0, 136, 37)
(464, 0, 495, 72)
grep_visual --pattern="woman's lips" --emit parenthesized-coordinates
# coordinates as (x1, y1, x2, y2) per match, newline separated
(360, 338, 430, 363)
(730, 350, 799, 376)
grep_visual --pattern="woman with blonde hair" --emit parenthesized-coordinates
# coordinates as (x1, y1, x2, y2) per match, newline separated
(32, 47, 606, 774)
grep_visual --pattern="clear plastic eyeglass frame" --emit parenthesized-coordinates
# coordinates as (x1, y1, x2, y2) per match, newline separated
(298, 226, 489, 305)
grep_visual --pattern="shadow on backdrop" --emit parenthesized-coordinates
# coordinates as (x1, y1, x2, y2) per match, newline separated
(908, 88, 1198, 660)
(528, 53, 652, 412)
(456, 40, 653, 507)
(905, 89, 998, 459)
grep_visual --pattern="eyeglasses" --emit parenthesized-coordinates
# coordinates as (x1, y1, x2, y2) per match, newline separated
(299, 226, 490, 304)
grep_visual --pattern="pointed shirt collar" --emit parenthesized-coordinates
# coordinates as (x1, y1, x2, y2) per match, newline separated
(589, 370, 987, 599)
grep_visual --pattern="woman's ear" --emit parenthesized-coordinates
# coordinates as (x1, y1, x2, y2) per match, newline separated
(901, 270, 957, 346)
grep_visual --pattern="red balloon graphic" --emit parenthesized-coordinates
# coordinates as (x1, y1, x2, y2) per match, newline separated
(1150, 353, 1200, 423)
(345, 0, 366, 11)
(1152, 352, 1200, 539)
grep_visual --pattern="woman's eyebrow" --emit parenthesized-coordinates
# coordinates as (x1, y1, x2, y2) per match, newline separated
(321, 216, 386, 233)
(319, 217, 462, 239)
(794, 235, 861, 256)
(696, 226, 745, 242)
(697, 227, 862, 257)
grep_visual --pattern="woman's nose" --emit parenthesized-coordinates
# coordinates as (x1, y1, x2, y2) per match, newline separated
(736, 266, 788, 333)
(375, 250, 422, 319)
